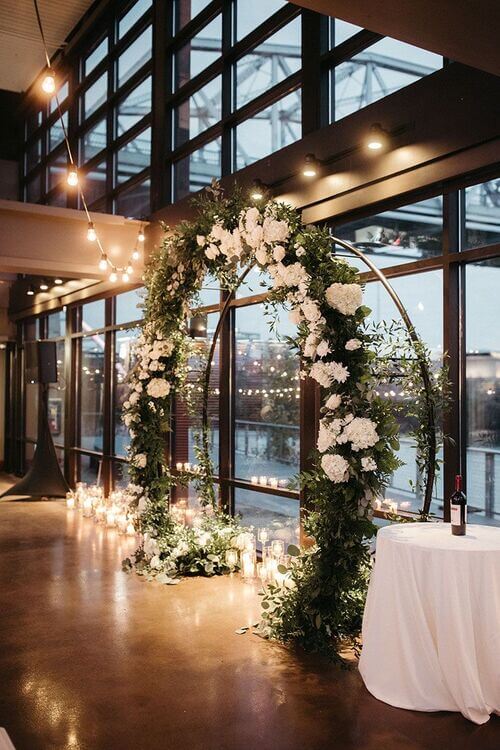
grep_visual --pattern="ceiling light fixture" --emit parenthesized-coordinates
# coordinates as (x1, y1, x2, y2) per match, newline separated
(54, 278, 63, 285)
(302, 153, 320, 178)
(27, 284, 35, 296)
(250, 179, 266, 201)
(121, 271, 130, 283)
(39, 280, 49, 291)
(366, 123, 389, 151)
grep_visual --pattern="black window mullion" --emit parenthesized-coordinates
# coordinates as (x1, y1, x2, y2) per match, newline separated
(221, 0, 233, 177)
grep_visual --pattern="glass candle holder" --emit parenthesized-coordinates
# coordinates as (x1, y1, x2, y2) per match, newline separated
(66, 493, 75, 509)
(225, 549, 238, 569)
(271, 539, 284, 558)
(258, 528, 269, 545)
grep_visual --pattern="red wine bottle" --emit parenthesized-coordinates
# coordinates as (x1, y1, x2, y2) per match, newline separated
(450, 474, 467, 536)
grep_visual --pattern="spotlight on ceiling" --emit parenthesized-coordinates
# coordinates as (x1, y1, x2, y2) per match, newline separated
(41, 68, 56, 94)
(54, 278, 63, 285)
(302, 153, 320, 178)
(27, 284, 35, 296)
(250, 179, 266, 201)
(366, 123, 390, 151)
(39, 280, 49, 291)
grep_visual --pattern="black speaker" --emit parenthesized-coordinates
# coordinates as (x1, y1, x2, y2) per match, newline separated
(25, 340, 58, 384)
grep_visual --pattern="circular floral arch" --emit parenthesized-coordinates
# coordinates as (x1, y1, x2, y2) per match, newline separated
(124, 186, 444, 658)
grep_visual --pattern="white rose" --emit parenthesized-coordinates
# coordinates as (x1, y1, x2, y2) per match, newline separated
(301, 300, 322, 322)
(316, 340, 330, 358)
(146, 378, 171, 399)
(321, 454, 349, 483)
(134, 453, 147, 469)
(345, 338, 362, 351)
(325, 283, 363, 316)
(309, 361, 349, 388)
(129, 392, 140, 405)
(196, 235, 206, 247)
(325, 394, 342, 411)
(205, 244, 219, 260)
(255, 246, 269, 265)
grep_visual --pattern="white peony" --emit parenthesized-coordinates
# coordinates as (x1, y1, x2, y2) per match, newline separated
(301, 300, 322, 322)
(321, 454, 349, 483)
(317, 419, 343, 452)
(262, 216, 289, 243)
(345, 338, 362, 351)
(325, 394, 342, 411)
(273, 245, 286, 262)
(146, 378, 171, 399)
(134, 453, 147, 468)
(361, 456, 377, 472)
(309, 361, 349, 388)
(325, 283, 363, 316)
(339, 417, 379, 451)
(316, 340, 330, 358)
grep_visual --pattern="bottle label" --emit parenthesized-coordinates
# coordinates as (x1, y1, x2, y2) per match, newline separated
(451, 503, 466, 525)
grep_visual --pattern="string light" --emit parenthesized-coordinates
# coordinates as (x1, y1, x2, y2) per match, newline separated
(137, 226, 145, 242)
(132, 249, 140, 261)
(87, 222, 97, 241)
(27, 285, 35, 296)
(126, 264, 133, 275)
(109, 271, 118, 283)
(67, 166, 79, 186)
(122, 271, 130, 283)
(99, 255, 108, 271)
(41, 68, 55, 93)
(54, 278, 63, 285)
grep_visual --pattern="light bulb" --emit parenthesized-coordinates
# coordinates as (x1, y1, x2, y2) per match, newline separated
(137, 228, 145, 242)
(27, 285, 35, 296)
(132, 249, 140, 261)
(99, 255, 108, 271)
(87, 222, 97, 241)
(109, 271, 118, 283)
(302, 153, 319, 178)
(67, 167, 79, 186)
(39, 280, 49, 291)
(54, 278, 63, 285)
(126, 264, 133, 275)
(41, 69, 55, 94)
(122, 272, 130, 283)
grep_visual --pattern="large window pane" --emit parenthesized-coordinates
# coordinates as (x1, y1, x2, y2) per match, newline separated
(173, 137, 221, 200)
(79, 453, 103, 485)
(235, 19, 301, 110)
(81, 118, 106, 163)
(49, 111, 68, 152)
(117, 26, 152, 87)
(236, 0, 285, 41)
(83, 161, 107, 205)
(26, 173, 42, 203)
(47, 310, 66, 338)
(49, 82, 68, 114)
(466, 259, 500, 526)
(116, 77, 151, 137)
(82, 74, 107, 120)
(234, 304, 299, 484)
(332, 19, 362, 46)
(116, 128, 151, 184)
(118, 0, 151, 38)
(464, 180, 500, 250)
(26, 139, 41, 172)
(79, 336, 105, 452)
(114, 327, 140, 456)
(333, 196, 443, 270)
(116, 288, 144, 324)
(234, 488, 300, 546)
(334, 38, 441, 121)
(81, 300, 105, 331)
(235, 89, 301, 170)
(364, 270, 443, 515)
(175, 0, 212, 30)
(115, 178, 150, 217)
(174, 75, 222, 148)
(84, 37, 108, 77)
(47, 152, 67, 191)
(175, 15, 222, 90)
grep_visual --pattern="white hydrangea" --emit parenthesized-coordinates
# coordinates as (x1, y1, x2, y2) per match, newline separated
(133, 453, 147, 469)
(309, 361, 349, 388)
(361, 456, 377, 472)
(205, 244, 219, 260)
(321, 454, 349, 483)
(262, 216, 289, 244)
(339, 417, 379, 451)
(325, 393, 342, 411)
(317, 419, 343, 452)
(146, 378, 171, 399)
(345, 338, 362, 351)
(325, 283, 363, 316)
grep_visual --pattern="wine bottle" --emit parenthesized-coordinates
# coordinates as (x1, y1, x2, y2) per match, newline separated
(450, 474, 466, 536)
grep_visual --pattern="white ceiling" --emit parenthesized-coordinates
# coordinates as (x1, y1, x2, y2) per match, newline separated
(0, 0, 96, 92)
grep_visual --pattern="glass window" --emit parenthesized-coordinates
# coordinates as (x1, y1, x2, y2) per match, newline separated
(113, 460, 131, 489)
(81, 118, 107, 163)
(174, 75, 222, 148)
(48, 340, 65, 445)
(364, 269, 443, 515)
(175, 15, 222, 90)
(115, 178, 150, 217)
(236, 0, 285, 41)
(84, 37, 108, 77)
(235, 18, 301, 110)
(114, 327, 140, 456)
(84, 161, 107, 205)
(334, 38, 441, 121)
(175, 0, 212, 30)
(79, 453, 103, 484)
(116, 288, 144, 324)
(49, 111, 68, 152)
(466, 259, 500, 526)
(81, 300, 105, 331)
(234, 488, 300, 546)
(235, 88, 301, 170)
(47, 310, 66, 338)
(49, 82, 68, 113)
(82, 73, 107, 120)
(47, 151, 68, 191)
(79, 335, 106, 452)
(464, 180, 500, 250)
(26, 173, 42, 203)
(118, 0, 152, 38)
(234, 304, 300, 484)
(26, 139, 41, 173)
(116, 127, 151, 184)
(173, 136, 221, 200)
(116, 77, 151, 137)
(332, 19, 362, 45)
(333, 196, 443, 270)
(117, 26, 152, 87)
(26, 109, 42, 137)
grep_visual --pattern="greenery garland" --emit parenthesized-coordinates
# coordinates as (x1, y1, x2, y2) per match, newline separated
(123, 184, 443, 659)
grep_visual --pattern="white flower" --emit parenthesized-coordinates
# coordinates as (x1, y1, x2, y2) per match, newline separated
(317, 419, 343, 452)
(282, 262, 309, 288)
(301, 300, 322, 322)
(339, 417, 379, 451)
(134, 453, 147, 469)
(309, 361, 349, 388)
(273, 245, 286, 262)
(262, 216, 289, 243)
(255, 246, 269, 265)
(321, 454, 349, 483)
(123, 400, 130, 409)
(325, 394, 342, 411)
(150, 554, 162, 570)
(361, 456, 377, 472)
(296, 245, 306, 257)
(134, 382, 143, 393)
(146, 378, 171, 399)
(325, 283, 363, 316)
(316, 340, 330, 358)
(345, 338, 362, 351)
(205, 244, 219, 260)
(196, 235, 206, 247)
(129, 392, 140, 405)
(288, 308, 302, 325)
(123, 414, 133, 427)
(138, 496, 147, 512)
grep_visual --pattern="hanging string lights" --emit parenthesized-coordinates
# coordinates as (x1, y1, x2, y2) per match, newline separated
(33, 0, 144, 284)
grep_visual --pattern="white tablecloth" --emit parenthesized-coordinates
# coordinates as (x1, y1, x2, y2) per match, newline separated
(359, 523, 500, 724)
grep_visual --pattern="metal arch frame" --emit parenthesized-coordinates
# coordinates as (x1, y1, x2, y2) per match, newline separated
(201, 236, 437, 516)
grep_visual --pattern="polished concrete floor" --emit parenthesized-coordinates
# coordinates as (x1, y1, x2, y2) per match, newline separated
(1, 484, 499, 749)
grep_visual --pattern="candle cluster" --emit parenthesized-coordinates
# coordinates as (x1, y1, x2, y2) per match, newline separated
(170, 498, 214, 527)
(374, 497, 399, 514)
(224, 527, 294, 586)
(174, 462, 203, 475)
(66, 483, 136, 536)
(250, 476, 287, 489)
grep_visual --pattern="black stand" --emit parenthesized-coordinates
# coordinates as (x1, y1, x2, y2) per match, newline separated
(1, 385, 70, 499)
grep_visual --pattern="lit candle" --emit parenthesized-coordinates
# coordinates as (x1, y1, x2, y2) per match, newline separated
(225, 549, 238, 569)
(66, 493, 75, 509)
(126, 521, 135, 536)
(106, 507, 116, 527)
(265, 557, 278, 583)
(183, 462, 191, 471)
(82, 496, 93, 518)
(271, 539, 284, 558)
(259, 476, 267, 486)
(175, 462, 183, 471)
(241, 550, 255, 579)
(95, 503, 106, 522)
(258, 528, 269, 545)
(250, 476, 259, 485)
(269, 477, 278, 489)
(117, 513, 128, 533)
(256, 562, 268, 582)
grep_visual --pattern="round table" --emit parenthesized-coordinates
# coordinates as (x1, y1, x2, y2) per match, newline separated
(359, 523, 500, 724)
